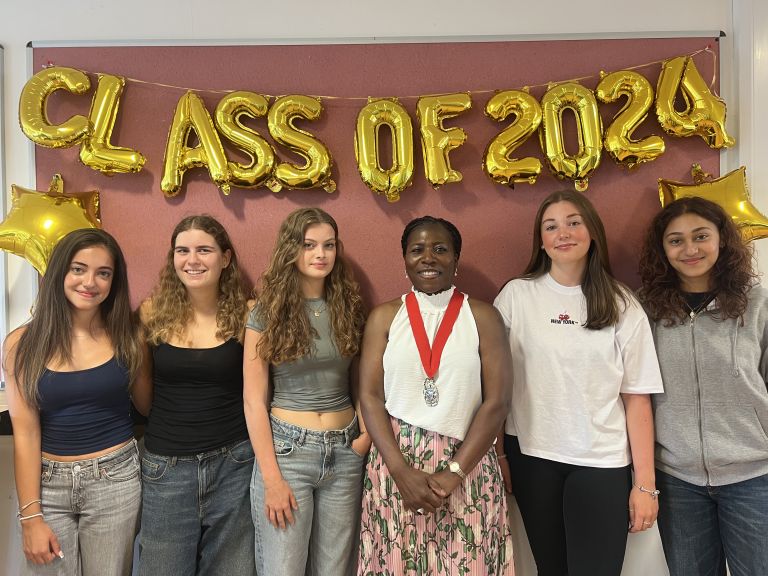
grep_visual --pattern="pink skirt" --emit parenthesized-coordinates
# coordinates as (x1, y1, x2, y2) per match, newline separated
(358, 417, 514, 575)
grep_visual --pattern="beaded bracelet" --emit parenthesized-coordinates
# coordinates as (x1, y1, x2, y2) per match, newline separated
(18, 512, 44, 523)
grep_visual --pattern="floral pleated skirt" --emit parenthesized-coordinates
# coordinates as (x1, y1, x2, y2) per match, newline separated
(358, 417, 514, 575)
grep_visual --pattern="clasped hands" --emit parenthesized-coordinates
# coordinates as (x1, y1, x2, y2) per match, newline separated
(394, 467, 462, 514)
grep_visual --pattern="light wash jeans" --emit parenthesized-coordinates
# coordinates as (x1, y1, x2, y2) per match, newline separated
(251, 414, 365, 576)
(657, 469, 768, 576)
(22, 439, 141, 576)
(138, 439, 256, 576)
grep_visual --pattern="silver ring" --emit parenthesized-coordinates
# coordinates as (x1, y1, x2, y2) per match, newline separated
(416, 508, 424, 514)
(642, 521, 652, 525)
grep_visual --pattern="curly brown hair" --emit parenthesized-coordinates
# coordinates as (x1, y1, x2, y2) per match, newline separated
(638, 197, 756, 325)
(144, 215, 247, 345)
(519, 190, 627, 330)
(254, 207, 364, 364)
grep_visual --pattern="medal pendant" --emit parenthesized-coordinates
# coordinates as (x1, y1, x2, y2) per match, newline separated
(423, 377, 439, 407)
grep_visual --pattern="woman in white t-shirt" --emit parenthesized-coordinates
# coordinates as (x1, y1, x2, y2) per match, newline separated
(494, 190, 663, 576)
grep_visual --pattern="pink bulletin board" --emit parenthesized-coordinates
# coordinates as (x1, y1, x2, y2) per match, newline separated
(31, 38, 723, 308)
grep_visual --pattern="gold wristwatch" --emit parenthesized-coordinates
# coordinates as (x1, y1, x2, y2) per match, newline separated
(447, 460, 466, 480)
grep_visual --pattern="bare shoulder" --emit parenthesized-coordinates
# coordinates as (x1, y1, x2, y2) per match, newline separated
(2, 325, 27, 368)
(467, 297, 504, 328)
(366, 297, 403, 331)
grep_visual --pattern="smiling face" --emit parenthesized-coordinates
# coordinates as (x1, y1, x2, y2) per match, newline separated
(173, 228, 231, 292)
(64, 245, 115, 313)
(540, 200, 592, 272)
(404, 223, 458, 294)
(663, 213, 721, 292)
(295, 223, 337, 286)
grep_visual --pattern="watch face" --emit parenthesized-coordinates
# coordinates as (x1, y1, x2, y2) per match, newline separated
(449, 462, 458, 472)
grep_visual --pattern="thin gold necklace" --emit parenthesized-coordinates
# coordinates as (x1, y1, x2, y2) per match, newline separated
(306, 301, 326, 317)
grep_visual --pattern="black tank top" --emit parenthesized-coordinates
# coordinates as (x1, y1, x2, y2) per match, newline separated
(144, 339, 248, 455)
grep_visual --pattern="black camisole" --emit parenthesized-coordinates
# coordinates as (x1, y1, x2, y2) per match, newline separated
(144, 339, 248, 455)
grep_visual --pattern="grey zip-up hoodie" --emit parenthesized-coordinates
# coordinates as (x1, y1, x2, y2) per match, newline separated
(650, 285, 768, 486)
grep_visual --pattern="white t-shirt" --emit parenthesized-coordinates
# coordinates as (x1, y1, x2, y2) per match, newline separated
(383, 288, 482, 441)
(493, 274, 663, 467)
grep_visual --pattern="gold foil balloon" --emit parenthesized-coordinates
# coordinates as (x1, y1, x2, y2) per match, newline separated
(0, 175, 101, 274)
(417, 93, 472, 187)
(595, 70, 665, 169)
(354, 98, 414, 203)
(79, 74, 146, 175)
(659, 165, 768, 242)
(19, 66, 90, 148)
(483, 89, 542, 187)
(214, 91, 276, 189)
(539, 82, 602, 191)
(267, 95, 335, 193)
(655, 56, 735, 149)
(161, 91, 230, 197)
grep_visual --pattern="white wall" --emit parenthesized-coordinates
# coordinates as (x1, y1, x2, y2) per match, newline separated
(1, 1, 764, 574)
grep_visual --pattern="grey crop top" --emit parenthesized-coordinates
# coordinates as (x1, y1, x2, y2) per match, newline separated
(246, 299, 352, 412)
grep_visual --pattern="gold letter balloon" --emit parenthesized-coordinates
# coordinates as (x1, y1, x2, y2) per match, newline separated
(595, 70, 665, 169)
(19, 66, 91, 148)
(417, 93, 472, 188)
(214, 91, 276, 189)
(79, 74, 146, 175)
(655, 56, 735, 149)
(354, 98, 414, 203)
(539, 82, 603, 191)
(483, 89, 542, 187)
(267, 95, 335, 193)
(161, 91, 230, 197)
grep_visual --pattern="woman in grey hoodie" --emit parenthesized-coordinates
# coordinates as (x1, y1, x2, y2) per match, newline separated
(639, 197, 768, 576)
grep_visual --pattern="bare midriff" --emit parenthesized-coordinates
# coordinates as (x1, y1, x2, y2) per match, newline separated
(271, 405, 356, 431)
(42, 439, 133, 462)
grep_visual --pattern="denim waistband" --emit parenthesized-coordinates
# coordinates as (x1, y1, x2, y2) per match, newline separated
(269, 413, 360, 446)
(42, 438, 137, 476)
(143, 437, 251, 463)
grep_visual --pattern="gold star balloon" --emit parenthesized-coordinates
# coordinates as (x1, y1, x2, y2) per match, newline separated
(659, 164, 768, 242)
(0, 174, 101, 274)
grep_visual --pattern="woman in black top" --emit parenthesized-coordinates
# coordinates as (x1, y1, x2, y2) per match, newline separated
(137, 215, 255, 576)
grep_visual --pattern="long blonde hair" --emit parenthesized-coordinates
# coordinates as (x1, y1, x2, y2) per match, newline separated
(144, 215, 247, 345)
(255, 207, 364, 364)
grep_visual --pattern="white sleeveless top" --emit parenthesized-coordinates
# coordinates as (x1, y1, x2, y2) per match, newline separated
(383, 287, 482, 440)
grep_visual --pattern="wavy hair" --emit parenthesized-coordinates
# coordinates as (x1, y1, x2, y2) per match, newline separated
(144, 215, 247, 345)
(255, 207, 364, 364)
(11, 229, 142, 406)
(638, 196, 755, 325)
(520, 190, 627, 330)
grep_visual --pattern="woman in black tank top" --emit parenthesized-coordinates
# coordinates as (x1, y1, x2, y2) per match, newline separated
(137, 215, 255, 576)
(3, 229, 145, 575)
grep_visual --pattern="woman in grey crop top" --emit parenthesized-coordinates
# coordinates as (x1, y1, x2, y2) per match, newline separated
(3, 229, 147, 575)
(137, 215, 255, 576)
(244, 207, 366, 576)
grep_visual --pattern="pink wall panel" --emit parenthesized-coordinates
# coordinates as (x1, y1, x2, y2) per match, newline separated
(31, 39, 722, 308)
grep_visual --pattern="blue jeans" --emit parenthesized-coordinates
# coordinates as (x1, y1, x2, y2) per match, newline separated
(657, 469, 768, 576)
(251, 414, 365, 576)
(138, 439, 256, 576)
(23, 439, 141, 576)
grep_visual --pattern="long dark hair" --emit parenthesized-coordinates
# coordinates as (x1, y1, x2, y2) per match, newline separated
(12, 228, 142, 406)
(144, 215, 247, 345)
(521, 190, 626, 330)
(255, 207, 364, 364)
(638, 196, 755, 325)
